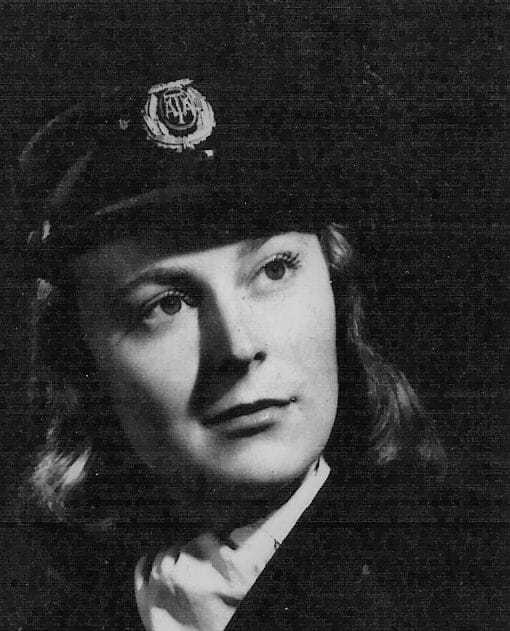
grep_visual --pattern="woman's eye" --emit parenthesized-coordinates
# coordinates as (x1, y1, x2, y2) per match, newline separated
(158, 294, 183, 316)
(261, 252, 300, 282)
(140, 290, 195, 325)
(263, 258, 287, 281)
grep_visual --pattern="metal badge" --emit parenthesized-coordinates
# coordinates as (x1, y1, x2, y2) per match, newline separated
(143, 79, 215, 152)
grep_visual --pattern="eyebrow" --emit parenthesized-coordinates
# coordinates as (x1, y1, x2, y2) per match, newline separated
(114, 267, 192, 301)
(114, 236, 274, 299)
(237, 235, 273, 256)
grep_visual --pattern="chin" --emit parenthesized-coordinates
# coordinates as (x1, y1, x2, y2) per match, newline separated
(201, 447, 322, 498)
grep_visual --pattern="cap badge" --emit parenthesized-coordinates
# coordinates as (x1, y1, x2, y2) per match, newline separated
(143, 79, 215, 152)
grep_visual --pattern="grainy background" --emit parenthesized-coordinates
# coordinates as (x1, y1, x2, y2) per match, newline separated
(0, 1, 507, 517)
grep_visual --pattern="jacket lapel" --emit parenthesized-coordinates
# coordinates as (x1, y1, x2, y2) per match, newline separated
(225, 470, 401, 630)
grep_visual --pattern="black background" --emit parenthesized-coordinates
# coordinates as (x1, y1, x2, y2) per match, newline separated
(0, 1, 507, 513)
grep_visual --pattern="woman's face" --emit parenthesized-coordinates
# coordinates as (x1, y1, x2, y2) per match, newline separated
(74, 229, 338, 497)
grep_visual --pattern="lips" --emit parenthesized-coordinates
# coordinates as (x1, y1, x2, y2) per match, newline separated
(203, 398, 292, 427)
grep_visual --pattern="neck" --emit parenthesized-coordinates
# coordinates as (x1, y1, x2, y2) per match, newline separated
(168, 470, 309, 539)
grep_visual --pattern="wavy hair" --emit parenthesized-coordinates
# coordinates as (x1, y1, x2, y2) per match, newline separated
(21, 223, 446, 523)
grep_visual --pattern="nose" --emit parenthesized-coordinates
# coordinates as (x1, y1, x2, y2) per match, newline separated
(202, 290, 266, 376)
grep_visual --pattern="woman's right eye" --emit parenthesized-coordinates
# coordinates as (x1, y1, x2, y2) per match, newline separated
(139, 290, 196, 326)
(157, 293, 184, 316)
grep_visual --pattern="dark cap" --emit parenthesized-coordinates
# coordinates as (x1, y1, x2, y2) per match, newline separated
(18, 74, 342, 280)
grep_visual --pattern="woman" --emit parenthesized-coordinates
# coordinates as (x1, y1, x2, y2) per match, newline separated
(6, 73, 481, 630)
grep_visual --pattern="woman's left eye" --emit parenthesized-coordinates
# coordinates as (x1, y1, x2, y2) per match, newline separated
(263, 258, 287, 281)
(260, 252, 301, 282)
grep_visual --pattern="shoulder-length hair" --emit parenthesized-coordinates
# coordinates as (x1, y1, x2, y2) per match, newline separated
(21, 223, 446, 524)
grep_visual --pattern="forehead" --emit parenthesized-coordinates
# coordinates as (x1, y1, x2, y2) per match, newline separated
(73, 228, 316, 289)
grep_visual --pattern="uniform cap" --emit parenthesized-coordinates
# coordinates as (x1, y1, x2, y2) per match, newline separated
(18, 74, 342, 281)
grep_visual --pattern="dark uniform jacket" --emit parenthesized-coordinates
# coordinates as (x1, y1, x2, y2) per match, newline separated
(2, 468, 507, 630)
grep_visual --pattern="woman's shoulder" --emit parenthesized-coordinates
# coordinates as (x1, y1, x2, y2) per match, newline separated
(0, 502, 143, 630)
(320, 463, 508, 628)
(0, 521, 79, 629)
(223, 465, 508, 629)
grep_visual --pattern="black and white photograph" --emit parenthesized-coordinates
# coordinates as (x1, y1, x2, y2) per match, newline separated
(0, 2, 507, 629)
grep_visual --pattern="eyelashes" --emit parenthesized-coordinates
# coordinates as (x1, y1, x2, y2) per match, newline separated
(113, 286, 197, 333)
(139, 289, 197, 323)
(266, 251, 301, 270)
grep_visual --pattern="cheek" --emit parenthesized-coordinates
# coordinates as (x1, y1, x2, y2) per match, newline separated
(283, 279, 338, 421)
(101, 328, 201, 419)
(97, 333, 203, 471)
(271, 278, 337, 366)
